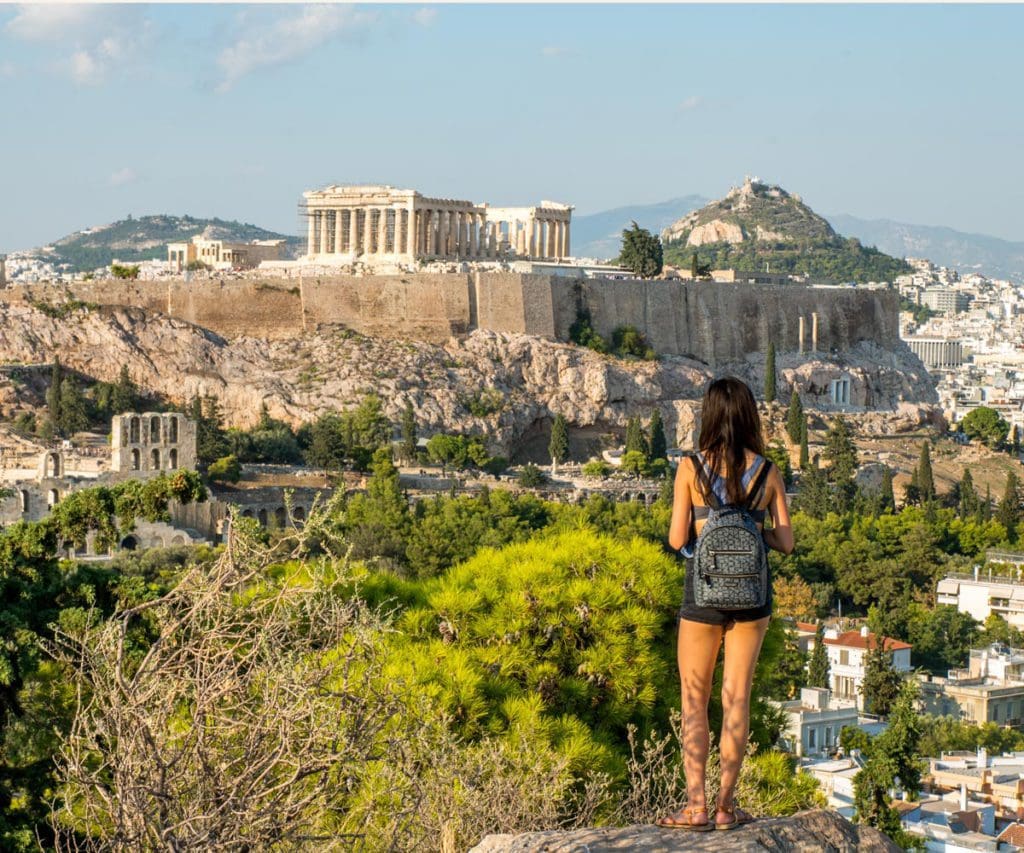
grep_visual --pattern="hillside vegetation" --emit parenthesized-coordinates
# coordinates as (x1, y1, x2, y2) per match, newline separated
(661, 178, 912, 284)
(38, 214, 299, 271)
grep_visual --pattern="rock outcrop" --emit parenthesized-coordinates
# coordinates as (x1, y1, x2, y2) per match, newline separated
(468, 809, 899, 853)
(0, 301, 938, 459)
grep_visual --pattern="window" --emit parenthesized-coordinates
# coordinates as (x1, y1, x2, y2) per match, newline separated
(825, 726, 833, 747)
(808, 728, 817, 750)
(839, 650, 850, 666)
(151, 448, 160, 470)
(993, 704, 1000, 722)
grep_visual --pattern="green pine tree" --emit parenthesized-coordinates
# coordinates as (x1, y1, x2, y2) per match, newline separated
(878, 466, 896, 514)
(786, 389, 804, 444)
(110, 364, 138, 414)
(984, 483, 993, 521)
(860, 642, 902, 717)
(917, 441, 935, 502)
(549, 413, 569, 473)
(764, 342, 777, 403)
(401, 400, 418, 464)
(807, 624, 830, 689)
(617, 222, 663, 279)
(625, 416, 647, 456)
(648, 408, 667, 461)
(958, 468, 978, 519)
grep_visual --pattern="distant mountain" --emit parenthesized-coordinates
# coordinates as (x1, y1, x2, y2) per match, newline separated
(826, 213, 1024, 284)
(571, 196, 708, 260)
(34, 215, 301, 272)
(659, 178, 911, 284)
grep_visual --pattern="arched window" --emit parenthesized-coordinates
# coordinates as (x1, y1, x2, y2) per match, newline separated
(151, 416, 161, 442)
(120, 535, 138, 551)
(293, 506, 307, 523)
(257, 508, 268, 527)
(168, 416, 179, 443)
(131, 448, 140, 470)
(47, 489, 59, 508)
(242, 508, 255, 519)
(168, 448, 178, 469)
(274, 506, 287, 527)
(130, 417, 141, 443)
(20, 490, 29, 513)
(151, 448, 161, 469)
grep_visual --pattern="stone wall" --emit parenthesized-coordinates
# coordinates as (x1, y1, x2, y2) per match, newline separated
(8, 273, 902, 362)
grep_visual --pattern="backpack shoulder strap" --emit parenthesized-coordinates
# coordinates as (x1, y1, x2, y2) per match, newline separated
(690, 452, 722, 510)
(745, 457, 773, 509)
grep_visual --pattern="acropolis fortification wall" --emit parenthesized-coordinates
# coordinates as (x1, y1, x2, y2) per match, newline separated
(7, 273, 902, 364)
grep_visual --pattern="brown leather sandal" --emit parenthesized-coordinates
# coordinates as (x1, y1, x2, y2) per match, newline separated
(655, 804, 714, 831)
(715, 801, 754, 830)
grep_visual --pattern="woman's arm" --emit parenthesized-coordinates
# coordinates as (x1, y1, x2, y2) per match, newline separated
(667, 458, 694, 551)
(762, 464, 794, 555)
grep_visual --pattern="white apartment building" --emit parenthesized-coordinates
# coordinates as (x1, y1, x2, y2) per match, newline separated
(937, 571, 1024, 630)
(773, 687, 860, 758)
(824, 626, 913, 711)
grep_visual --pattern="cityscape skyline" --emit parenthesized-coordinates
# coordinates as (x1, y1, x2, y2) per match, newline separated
(2, 3, 1024, 254)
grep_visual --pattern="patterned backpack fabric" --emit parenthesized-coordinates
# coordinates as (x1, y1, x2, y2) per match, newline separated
(691, 454, 772, 610)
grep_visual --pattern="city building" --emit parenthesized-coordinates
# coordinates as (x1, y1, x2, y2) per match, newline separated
(300, 184, 572, 265)
(937, 570, 1024, 630)
(907, 337, 966, 370)
(898, 791, 998, 853)
(925, 750, 1024, 821)
(167, 236, 286, 271)
(800, 755, 863, 818)
(917, 645, 1024, 727)
(824, 626, 913, 710)
(922, 286, 972, 315)
(774, 687, 860, 758)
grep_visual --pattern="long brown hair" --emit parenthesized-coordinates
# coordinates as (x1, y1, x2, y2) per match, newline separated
(697, 377, 765, 504)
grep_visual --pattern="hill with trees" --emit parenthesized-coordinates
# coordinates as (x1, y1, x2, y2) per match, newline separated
(660, 177, 912, 284)
(29, 214, 300, 272)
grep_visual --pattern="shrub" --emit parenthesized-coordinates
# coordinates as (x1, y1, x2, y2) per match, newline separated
(518, 463, 548, 488)
(206, 454, 241, 483)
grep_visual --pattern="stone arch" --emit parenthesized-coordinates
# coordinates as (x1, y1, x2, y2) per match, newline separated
(131, 448, 141, 470)
(19, 489, 29, 513)
(44, 451, 62, 478)
(150, 416, 161, 442)
(171, 534, 186, 546)
(168, 415, 179, 443)
(169, 448, 178, 469)
(274, 506, 287, 527)
(292, 506, 307, 523)
(47, 488, 59, 508)
(257, 508, 269, 527)
(121, 535, 139, 551)
(151, 448, 161, 470)
(130, 416, 141, 443)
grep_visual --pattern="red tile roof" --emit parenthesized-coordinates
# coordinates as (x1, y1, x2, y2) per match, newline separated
(997, 823, 1024, 845)
(795, 621, 818, 633)
(823, 630, 912, 652)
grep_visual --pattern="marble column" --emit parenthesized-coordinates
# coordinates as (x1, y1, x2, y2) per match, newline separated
(377, 208, 388, 254)
(452, 212, 461, 258)
(469, 214, 479, 257)
(307, 211, 316, 255)
(812, 312, 819, 353)
(333, 209, 343, 255)
(488, 224, 497, 257)
(546, 220, 556, 259)
(394, 209, 405, 257)
(439, 210, 450, 258)
(407, 206, 417, 257)
(349, 208, 359, 254)
(798, 316, 805, 353)
(518, 222, 529, 256)
(363, 207, 374, 255)
(319, 211, 328, 257)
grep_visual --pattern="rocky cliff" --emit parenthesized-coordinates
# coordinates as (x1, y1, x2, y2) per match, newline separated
(469, 809, 899, 853)
(0, 301, 937, 459)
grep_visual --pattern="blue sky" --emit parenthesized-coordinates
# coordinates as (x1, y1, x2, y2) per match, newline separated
(2, 3, 1023, 253)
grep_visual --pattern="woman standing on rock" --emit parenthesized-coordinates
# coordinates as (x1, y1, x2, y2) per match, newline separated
(656, 376, 794, 831)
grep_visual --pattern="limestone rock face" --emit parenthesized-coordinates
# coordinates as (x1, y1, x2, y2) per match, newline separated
(686, 219, 745, 247)
(0, 302, 938, 459)
(468, 809, 899, 853)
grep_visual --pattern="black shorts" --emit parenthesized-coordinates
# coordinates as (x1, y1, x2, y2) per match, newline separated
(676, 555, 773, 627)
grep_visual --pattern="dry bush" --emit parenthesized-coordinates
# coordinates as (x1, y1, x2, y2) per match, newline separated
(50, 515, 408, 851)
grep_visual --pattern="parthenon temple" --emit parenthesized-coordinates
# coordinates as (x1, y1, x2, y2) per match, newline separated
(302, 185, 572, 263)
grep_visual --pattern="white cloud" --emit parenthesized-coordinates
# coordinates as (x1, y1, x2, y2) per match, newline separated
(215, 5, 377, 93)
(541, 46, 571, 58)
(412, 7, 437, 27)
(5, 4, 150, 86)
(678, 96, 702, 112)
(108, 167, 138, 187)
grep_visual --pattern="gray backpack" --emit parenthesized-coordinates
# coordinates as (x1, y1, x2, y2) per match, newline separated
(691, 455, 772, 610)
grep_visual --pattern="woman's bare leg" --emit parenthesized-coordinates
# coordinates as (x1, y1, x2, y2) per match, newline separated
(717, 615, 769, 822)
(678, 618, 725, 811)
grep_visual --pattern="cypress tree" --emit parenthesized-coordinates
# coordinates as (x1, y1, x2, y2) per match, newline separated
(648, 408, 667, 461)
(1014, 425, 1021, 456)
(625, 416, 647, 456)
(690, 251, 699, 279)
(799, 419, 810, 470)
(878, 466, 896, 513)
(984, 484, 993, 521)
(58, 377, 90, 436)
(807, 624, 830, 689)
(110, 364, 138, 414)
(46, 358, 64, 435)
(917, 441, 935, 502)
(997, 469, 1022, 539)
(549, 413, 569, 473)
(860, 642, 902, 717)
(958, 469, 978, 519)
(904, 467, 921, 507)
(786, 389, 804, 444)
(401, 400, 418, 464)
(764, 342, 777, 403)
